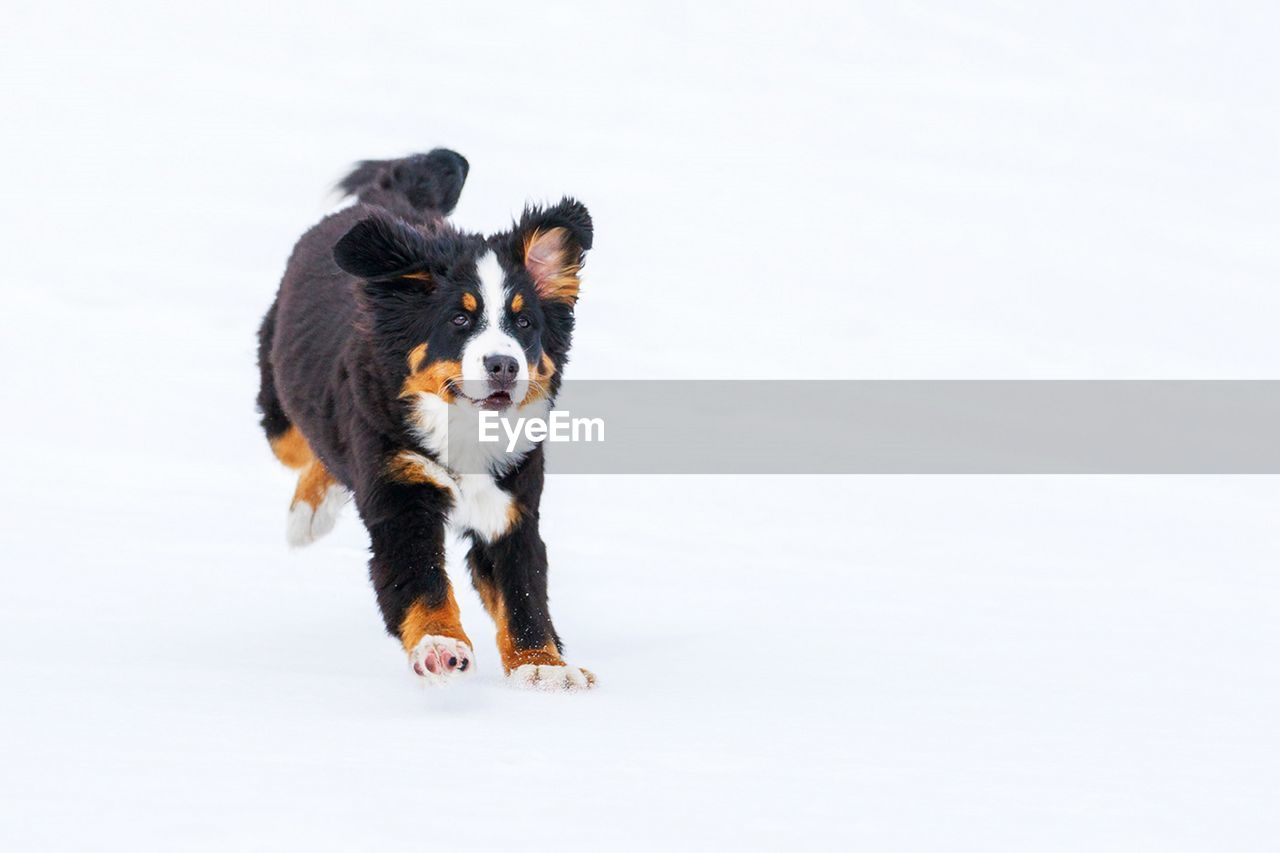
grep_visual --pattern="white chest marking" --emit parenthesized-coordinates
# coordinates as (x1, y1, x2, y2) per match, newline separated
(406, 392, 551, 543)
(450, 473, 518, 542)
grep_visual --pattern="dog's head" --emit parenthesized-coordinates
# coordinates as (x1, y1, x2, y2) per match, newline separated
(333, 198, 592, 415)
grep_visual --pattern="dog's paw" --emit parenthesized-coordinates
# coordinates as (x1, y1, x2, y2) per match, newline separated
(507, 663, 596, 691)
(286, 484, 348, 547)
(408, 635, 474, 686)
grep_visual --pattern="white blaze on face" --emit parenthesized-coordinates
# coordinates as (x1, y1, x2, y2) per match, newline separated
(459, 251, 529, 405)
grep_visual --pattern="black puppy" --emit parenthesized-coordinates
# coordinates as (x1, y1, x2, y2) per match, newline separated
(256, 149, 595, 689)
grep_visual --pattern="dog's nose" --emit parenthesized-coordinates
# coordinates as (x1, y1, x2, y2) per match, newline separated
(483, 354, 519, 389)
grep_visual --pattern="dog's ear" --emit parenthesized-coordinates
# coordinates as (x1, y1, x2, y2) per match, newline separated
(515, 198, 593, 305)
(333, 215, 435, 285)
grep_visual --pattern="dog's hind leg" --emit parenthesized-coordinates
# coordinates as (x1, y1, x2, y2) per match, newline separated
(267, 425, 349, 547)
(258, 301, 348, 545)
(265, 425, 349, 547)
(286, 454, 349, 547)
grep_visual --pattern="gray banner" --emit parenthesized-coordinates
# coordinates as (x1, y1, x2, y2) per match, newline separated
(446, 381, 1280, 474)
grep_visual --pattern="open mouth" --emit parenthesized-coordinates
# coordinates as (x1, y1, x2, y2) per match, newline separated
(446, 378, 517, 411)
(460, 390, 511, 411)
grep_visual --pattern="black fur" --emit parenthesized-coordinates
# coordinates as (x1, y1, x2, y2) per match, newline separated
(332, 215, 437, 282)
(337, 148, 470, 217)
(255, 300, 290, 440)
(256, 149, 593, 676)
(363, 473, 455, 636)
(510, 198, 594, 253)
(492, 199, 593, 376)
(471, 445, 562, 653)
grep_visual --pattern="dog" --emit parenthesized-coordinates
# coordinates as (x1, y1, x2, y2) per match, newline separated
(256, 149, 595, 690)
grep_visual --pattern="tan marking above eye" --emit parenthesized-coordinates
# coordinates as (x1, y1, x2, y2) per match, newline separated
(462, 293, 478, 312)
(511, 293, 524, 312)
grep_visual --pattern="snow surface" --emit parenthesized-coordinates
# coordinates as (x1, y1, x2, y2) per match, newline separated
(4, 2, 1280, 850)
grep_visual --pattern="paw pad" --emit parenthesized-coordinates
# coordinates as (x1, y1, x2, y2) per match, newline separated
(408, 635, 474, 685)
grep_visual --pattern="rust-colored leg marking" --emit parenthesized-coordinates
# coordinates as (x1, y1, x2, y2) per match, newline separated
(276, 426, 346, 547)
(269, 425, 313, 469)
(472, 574, 563, 674)
(274, 425, 339, 511)
(399, 585, 471, 653)
(292, 459, 337, 510)
(386, 450, 458, 497)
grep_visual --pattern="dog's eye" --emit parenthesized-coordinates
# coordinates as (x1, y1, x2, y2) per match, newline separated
(451, 313, 470, 327)
(515, 315, 531, 329)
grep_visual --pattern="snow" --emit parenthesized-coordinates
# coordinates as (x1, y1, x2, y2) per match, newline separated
(3, 2, 1280, 850)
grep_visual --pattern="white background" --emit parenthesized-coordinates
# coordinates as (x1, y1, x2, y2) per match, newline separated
(3, 2, 1278, 850)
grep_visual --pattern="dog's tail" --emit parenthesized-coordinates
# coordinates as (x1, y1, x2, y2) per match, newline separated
(337, 148, 470, 217)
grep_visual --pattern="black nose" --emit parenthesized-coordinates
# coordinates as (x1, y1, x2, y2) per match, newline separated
(483, 355, 519, 390)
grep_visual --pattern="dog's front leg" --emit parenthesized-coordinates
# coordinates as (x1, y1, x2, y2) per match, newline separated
(359, 461, 473, 684)
(466, 515, 595, 691)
